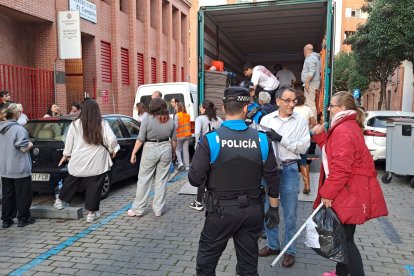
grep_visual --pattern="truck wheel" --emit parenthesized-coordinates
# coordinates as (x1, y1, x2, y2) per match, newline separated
(410, 177, 414, 189)
(101, 174, 112, 199)
(381, 172, 392, 184)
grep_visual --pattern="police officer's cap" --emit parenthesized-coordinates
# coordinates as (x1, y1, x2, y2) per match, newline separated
(223, 87, 250, 103)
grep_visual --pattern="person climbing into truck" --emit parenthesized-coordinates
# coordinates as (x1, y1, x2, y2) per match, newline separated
(239, 81, 266, 128)
(243, 63, 280, 105)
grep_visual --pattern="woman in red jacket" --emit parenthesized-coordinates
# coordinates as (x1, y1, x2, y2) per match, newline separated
(311, 91, 388, 276)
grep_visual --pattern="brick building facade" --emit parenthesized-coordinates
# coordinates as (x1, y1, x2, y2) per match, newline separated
(0, 0, 191, 117)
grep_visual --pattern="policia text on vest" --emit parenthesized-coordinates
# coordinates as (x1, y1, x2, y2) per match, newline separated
(189, 87, 280, 276)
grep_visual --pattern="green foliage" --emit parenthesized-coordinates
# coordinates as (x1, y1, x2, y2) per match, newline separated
(345, 0, 414, 109)
(333, 52, 369, 93)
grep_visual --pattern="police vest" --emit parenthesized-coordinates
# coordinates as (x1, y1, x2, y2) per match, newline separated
(206, 126, 269, 194)
(176, 112, 191, 138)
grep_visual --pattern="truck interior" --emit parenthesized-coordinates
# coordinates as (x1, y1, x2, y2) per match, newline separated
(199, 0, 330, 86)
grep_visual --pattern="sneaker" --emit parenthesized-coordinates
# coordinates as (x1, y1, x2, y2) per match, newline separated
(177, 163, 184, 170)
(53, 198, 64, 210)
(322, 271, 336, 276)
(155, 211, 163, 217)
(127, 209, 142, 217)
(86, 212, 100, 222)
(2, 220, 14, 228)
(189, 200, 204, 211)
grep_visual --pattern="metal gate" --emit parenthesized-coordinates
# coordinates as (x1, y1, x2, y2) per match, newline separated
(0, 64, 54, 119)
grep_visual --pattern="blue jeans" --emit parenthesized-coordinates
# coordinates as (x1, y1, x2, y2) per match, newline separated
(263, 162, 299, 255)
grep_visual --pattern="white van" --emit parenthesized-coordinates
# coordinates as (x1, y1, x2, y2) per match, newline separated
(133, 82, 198, 135)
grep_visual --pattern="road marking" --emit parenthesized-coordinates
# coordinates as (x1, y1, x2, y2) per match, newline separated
(377, 217, 403, 244)
(10, 171, 188, 276)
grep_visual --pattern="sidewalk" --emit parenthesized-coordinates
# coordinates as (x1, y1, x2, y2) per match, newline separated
(0, 168, 413, 275)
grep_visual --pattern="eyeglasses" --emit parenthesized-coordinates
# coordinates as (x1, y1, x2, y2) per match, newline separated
(329, 104, 341, 108)
(279, 98, 298, 105)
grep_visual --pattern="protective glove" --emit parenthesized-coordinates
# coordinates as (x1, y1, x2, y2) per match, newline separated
(265, 206, 280, 229)
(266, 129, 282, 142)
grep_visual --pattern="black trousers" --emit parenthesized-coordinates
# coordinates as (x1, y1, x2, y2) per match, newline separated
(59, 173, 106, 212)
(336, 224, 365, 276)
(196, 204, 262, 276)
(1, 176, 32, 222)
(196, 183, 205, 203)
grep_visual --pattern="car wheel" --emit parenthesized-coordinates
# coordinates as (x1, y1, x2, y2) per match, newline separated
(381, 172, 392, 184)
(410, 177, 414, 189)
(101, 173, 112, 199)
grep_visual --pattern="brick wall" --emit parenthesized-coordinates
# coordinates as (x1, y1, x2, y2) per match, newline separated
(0, 0, 191, 116)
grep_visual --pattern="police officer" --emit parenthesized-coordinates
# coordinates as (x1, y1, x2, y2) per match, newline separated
(189, 87, 280, 276)
(239, 81, 266, 127)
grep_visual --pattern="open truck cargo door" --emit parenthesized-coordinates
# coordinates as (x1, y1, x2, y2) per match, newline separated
(197, 0, 334, 122)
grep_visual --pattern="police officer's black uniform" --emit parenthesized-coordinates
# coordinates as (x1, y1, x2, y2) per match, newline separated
(189, 87, 280, 276)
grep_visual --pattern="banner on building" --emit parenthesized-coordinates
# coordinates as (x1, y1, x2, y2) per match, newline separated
(58, 11, 82, 59)
(69, 0, 97, 24)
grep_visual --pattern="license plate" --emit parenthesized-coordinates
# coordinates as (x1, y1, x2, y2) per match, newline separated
(32, 173, 50, 182)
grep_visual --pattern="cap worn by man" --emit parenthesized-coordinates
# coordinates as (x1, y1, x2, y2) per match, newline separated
(222, 87, 250, 103)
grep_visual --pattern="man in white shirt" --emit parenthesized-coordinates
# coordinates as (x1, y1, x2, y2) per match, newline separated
(243, 63, 280, 104)
(276, 64, 296, 88)
(259, 87, 310, 268)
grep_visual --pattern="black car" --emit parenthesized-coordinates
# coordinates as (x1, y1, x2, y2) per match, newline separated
(24, 114, 141, 198)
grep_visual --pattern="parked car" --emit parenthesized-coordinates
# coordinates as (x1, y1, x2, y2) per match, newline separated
(364, 111, 414, 161)
(24, 114, 141, 198)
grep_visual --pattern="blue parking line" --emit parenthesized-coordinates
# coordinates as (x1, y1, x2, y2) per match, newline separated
(406, 265, 414, 276)
(10, 171, 188, 276)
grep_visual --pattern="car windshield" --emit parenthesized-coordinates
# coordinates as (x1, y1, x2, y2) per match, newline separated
(367, 116, 414, 129)
(24, 121, 71, 141)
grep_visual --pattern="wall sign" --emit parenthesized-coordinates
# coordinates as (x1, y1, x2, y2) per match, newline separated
(69, 0, 97, 24)
(58, 11, 82, 59)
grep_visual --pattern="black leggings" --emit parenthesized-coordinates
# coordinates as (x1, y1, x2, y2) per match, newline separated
(196, 183, 205, 203)
(336, 224, 365, 276)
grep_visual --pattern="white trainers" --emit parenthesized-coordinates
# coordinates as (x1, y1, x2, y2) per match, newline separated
(53, 198, 64, 210)
(189, 200, 204, 211)
(177, 163, 184, 170)
(86, 212, 100, 222)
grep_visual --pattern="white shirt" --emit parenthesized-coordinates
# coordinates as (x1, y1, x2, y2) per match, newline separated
(64, 120, 120, 177)
(251, 65, 280, 91)
(276, 68, 296, 87)
(294, 105, 314, 125)
(134, 112, 148, 123)
(260, 110, 310, 167)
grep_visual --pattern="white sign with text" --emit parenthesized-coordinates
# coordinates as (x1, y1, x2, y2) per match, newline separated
(69, 0, 97, 24)
(58, 11, 82, 59)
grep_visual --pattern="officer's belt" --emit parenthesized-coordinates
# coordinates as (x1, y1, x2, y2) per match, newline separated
(214, 195, 262, 207)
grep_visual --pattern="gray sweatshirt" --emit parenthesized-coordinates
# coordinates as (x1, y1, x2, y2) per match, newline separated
(0, 120, 32, 178)
(301, 52, 321, 85)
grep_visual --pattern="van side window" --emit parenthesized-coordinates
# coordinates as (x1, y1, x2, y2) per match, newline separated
(164, 94, 185, 114)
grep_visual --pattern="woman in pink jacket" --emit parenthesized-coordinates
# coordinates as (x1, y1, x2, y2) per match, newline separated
(311, 91, 388, 276)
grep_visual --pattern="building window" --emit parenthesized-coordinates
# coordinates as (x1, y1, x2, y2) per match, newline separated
(345, 8, 367, 18)
(137, 53, 144, 86)
(162, 61, 167, 83)
(150, 0, 158, 29)
(151, 58, 157, 83)
(121, 48, 129, 85)
(120, 0, 128, 13)
(162, 1, 169, 35)
(173, 64, 177, 82)
(172, 7, 178, 40)
(181, 14, 187, 44)
(344, 31, 355, 40)
(136, 0, 144, 22)
(101, 41, 112, 83)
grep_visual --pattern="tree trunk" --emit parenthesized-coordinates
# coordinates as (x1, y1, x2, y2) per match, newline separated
(377, 81, 387, 110)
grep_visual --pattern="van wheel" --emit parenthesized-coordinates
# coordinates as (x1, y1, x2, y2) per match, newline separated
(101, 174, 112, 199)
(381, 172, 392, 184)
(410, 177, 414, 189)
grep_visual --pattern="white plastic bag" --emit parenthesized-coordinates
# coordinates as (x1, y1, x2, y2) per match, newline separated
(305, 219, 320, 248)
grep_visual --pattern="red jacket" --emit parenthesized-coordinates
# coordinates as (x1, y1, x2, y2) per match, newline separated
(312, 113, 388, 224)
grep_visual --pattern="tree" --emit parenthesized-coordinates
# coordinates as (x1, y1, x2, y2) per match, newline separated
(346, 0, 414, 110)
(333, 52, 369, 93)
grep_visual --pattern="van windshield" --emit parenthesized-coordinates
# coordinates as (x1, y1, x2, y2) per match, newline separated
(140, 93, 185, 114)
